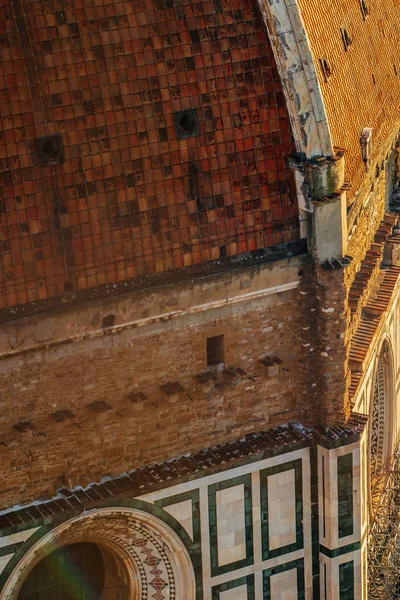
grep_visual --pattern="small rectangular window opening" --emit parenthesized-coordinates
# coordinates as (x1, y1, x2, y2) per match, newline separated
(360, 0, 369, 18)
(207, 335, 225, 367)
(319, 58, 332, 82)
(340, 27, 352, 51)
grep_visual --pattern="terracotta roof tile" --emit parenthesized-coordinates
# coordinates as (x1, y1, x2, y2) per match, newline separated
(0, 0, 299, 312)
(349, 214, 400, 401)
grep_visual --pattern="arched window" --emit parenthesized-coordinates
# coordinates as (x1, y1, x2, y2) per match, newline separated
(3, 508, 196, 600)
(18, 542, 125, 600)
(369, 341, 395, 514)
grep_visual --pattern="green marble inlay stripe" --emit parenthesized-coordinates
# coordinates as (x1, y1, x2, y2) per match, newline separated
(260, 458, 303, 560)
(319, 542, 360, 558)
(212, 574, 255, 599)
(339, 560, 354, 600)
(155, 489, 201, 548)
(0, 542, 24, 558)
(310, 446, 320, 600)
(263, 558, 305, 600)
(0, 499, 204, 598)
(337, 453, 354, 539)
(208, 474, 254, 577)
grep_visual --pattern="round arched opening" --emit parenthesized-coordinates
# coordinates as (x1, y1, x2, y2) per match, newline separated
(368, 339, 395, 515)
(17, 541, 129, 600)
(2, 508, 196, 600)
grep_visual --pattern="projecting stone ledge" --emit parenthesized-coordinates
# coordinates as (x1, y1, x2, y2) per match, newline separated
(0, 414, 367, 529)
(289, 149, 348, 262)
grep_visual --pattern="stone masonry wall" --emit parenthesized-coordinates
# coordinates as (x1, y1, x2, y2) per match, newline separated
(302, 145, 397, 427)
(0, 257, 305, 509)
(297, 260, 349, 427)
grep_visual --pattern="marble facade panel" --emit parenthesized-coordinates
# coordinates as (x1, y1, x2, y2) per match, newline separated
(0, 444, 360, 600)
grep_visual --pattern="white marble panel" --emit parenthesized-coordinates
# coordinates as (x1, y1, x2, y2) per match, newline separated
(162, 499, 193, 539)
(219, 583, 248, 600)
(270, 567, 297, 600)
(268, 469, 296, 550)
(216, 484, 246, 566)
(0, 553, 13, 575)
(0, 527, 40, 548)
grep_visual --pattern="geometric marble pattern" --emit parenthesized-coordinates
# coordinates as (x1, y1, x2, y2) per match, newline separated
(220, 584, 248, 599)
(162, 500, 194, 540)
(0, 443, 362, 600)
(209, 475, 254, 576)
(337, 453, 354, 539)
(369, 344, 391, 514)
(0, 555, 13, 578)
(212, 574, 255, 600)
(263, 559, 305, 600)
(216, 484, 246, 566)
(0, 510, 195, 600)
(261, 460, 303, 560)
(0, 528, 41, 576)
(155, 490, 201, 545)
(267, 469, 297, 550)
(270, 566, 297, 600)
(339, 560, 354, 600)
(124, 520, 175, 600)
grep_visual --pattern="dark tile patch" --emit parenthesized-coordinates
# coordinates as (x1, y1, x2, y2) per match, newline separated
(68, 23, 79, 36)
(189, 30, 200, 44)
(212, 0, 223, 13)
(173, 109, 200, 139)
(83, 100, 94, 114)
(55, 11, 66, 25)
(35, 135, 64, 166)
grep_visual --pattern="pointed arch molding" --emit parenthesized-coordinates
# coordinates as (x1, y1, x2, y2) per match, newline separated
(258, 0, 334, 159)
(369, 337, 396, 514)
(0, 506, 197, 600)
